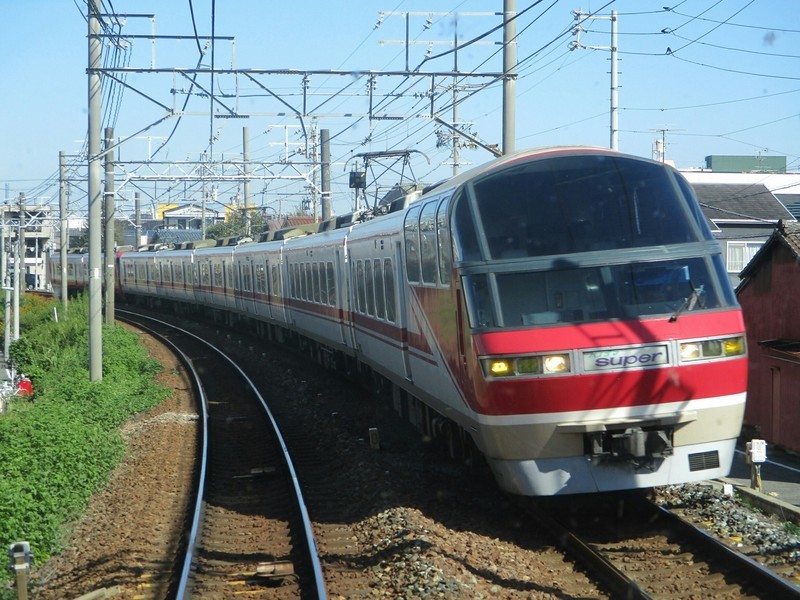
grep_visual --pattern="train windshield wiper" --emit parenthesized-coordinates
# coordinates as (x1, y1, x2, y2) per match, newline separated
(669, 282, 704, 322)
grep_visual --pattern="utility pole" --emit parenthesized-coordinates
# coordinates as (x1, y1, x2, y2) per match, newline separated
(502, 0, 517, 154)
(1, 216, 9, 362)
(243, 127, 251, 237)
(201, 153, 207, 239)
(15, 194, 24, 341)
(134, 192, 142, 247)
(59, 151, 68, 308)
(320, 129, 331, 221)
(378, 10, 497, 169)
(88, 0, 103, 381)
(570, 9, 619, 150)
(104, 127, 115, 325)
(310, 121, 318, 220)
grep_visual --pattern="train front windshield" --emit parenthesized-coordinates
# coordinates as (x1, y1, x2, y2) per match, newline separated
(454, 153, 738, 329)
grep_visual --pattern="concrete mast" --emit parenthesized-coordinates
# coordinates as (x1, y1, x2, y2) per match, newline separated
(88, 0, 103, 380)
(502, 0, 517, 154)
(104, 127, 115, 325)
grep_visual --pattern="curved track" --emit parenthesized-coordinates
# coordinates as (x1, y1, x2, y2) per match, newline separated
(118, 310, 326, 599)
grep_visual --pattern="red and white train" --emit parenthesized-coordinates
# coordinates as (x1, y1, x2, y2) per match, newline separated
(51, 147, 748, 496)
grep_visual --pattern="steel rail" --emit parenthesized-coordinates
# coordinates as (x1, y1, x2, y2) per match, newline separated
(116, 313, 209, 599)
(117, 309, 328, 599)
(655, 504, 800, 597)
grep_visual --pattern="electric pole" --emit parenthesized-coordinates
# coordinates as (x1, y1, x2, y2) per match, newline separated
(570, 9, 619, 150)
(503, 0, 517, 154)
(104, 127, 115, 325)
(59, 151, 68, 308)
(88, 0, 103, 381)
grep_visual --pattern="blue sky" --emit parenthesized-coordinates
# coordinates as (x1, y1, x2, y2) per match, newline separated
(1, 0, 798, 218)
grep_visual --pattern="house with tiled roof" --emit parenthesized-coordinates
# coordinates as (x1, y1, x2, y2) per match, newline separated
(735, 220, 800, 452)
(689, 183, 796, 285)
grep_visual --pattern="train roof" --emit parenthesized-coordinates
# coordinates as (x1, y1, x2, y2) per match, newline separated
(121, 146, 649, 257)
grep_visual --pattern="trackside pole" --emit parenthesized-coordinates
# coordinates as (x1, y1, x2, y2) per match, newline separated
(7, 541, 32, 600)
(746, 439, 767, 492)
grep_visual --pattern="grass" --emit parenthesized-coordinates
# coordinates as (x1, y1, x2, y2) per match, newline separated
(0, 294, 170, 593)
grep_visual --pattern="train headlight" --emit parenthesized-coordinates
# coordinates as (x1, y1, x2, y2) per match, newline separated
(481, 353, 571, 379)
(543, 354, 570, 374)
(515, 356, 541, 374)
(485, 359, 513, 377)
(679, 336, 745, 362)
(722, 337, 745, 356)
(679, 342, 702, 361)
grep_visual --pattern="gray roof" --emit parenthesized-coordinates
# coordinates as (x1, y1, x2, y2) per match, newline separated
(691, 183, 795, 223)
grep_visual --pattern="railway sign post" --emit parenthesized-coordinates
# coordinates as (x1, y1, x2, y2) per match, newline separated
(746, 439, 767, 492)
(7, 541, 32, 600)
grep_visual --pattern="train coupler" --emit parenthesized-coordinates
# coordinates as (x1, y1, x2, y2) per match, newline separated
(586, 427, 674, 462)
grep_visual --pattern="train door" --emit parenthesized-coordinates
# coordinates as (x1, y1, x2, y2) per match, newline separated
(270, 248, 288, 325)
(395, 240, 413, 382)
(336, 246, 352, 348)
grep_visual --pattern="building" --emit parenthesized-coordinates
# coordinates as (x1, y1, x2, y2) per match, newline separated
(689, 183, 795, 286)
(0, 202, 56, 290)
(682, 168, 800, 286)
(735, 221, 800, 453)
(162, 203, 223, 230)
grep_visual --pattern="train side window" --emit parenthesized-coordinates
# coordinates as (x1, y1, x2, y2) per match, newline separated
(326, 262, 336, 306)
(298, 263, 305, 300)
(375, 258, 385, 319)
(356, 260, 366, 313)
(245, 264, 253, 292)
(255, 264, 266, 294)
(384, 258, 396, 323)
(365, 259, 375, 315)
(462, 274, 496, 328)
(271, 264, 280, 297)
(404, 205, 422, 283)
(313, 262, 322, 304)
(212, 263, 222, 288)
(420, 201, 438, 285)
(437, 198, 452, 285)
(452, 191, 481, 262)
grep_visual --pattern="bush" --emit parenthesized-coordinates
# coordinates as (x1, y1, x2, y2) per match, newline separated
(0, 294, 170, 586)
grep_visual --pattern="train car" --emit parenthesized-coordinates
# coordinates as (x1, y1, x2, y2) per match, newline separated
(48, 250, 89, 298)
(115, 146, 747, 496)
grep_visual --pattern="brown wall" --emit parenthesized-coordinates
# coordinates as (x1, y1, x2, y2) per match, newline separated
(737, 244, 800, 451)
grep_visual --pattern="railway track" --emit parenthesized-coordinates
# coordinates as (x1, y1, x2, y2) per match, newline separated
(526, 493, 800, 599)
(112, 307, 800, 598)
(118, 310, 326, 598)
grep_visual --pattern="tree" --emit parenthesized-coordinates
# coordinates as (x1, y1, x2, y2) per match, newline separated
(205, 208, 269, 240)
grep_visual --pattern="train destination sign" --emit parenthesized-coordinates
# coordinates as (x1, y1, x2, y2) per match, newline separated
(582, 344, 670, 372)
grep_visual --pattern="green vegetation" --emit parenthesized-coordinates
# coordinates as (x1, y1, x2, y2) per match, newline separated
(0, 294, 170, 590)
(206, 207, 270, 240)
